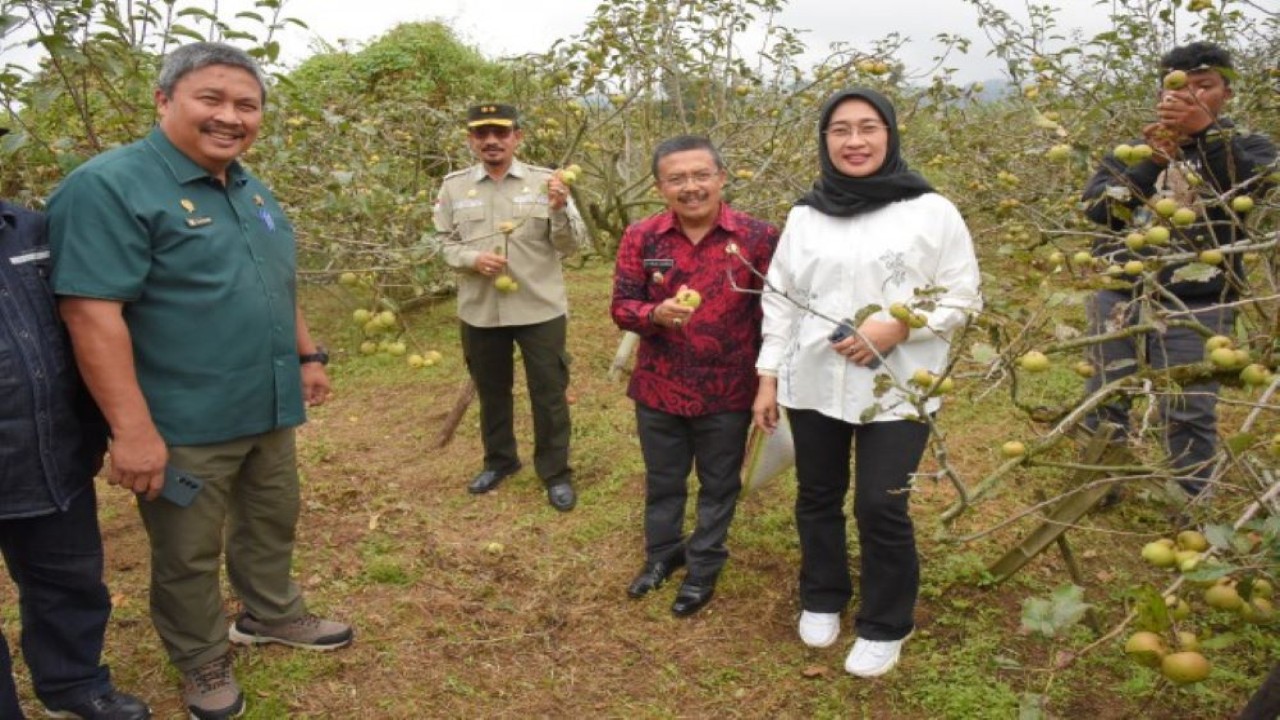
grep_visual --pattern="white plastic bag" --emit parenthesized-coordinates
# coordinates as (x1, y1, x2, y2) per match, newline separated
(740, 413, 795, 494)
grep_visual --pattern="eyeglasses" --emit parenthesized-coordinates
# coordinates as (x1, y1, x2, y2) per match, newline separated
(660, 170, 720, 187)
(469, 125, 514, 140)
(823, 122, 889, 141)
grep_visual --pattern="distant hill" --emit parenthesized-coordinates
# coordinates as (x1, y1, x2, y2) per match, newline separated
(970, 78, 1014, 103)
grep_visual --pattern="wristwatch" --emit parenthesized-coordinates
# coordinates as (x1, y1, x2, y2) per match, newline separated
(299, 346, 329, 366)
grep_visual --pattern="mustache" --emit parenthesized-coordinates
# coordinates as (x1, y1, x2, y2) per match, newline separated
(201, 121, 245, 137)
(677, 189, 708, 203)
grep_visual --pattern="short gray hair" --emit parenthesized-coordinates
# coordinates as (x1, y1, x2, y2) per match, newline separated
(651, 135, 725, 179)
(157, 42, 266, 101)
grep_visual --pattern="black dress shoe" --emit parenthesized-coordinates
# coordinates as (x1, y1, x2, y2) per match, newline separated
(547, 482, 576, 512)
(626, 556, 685, 599)
(671, 580, 716, 617)
(467, 464, 521, 494)
(46, 689, 152, 719)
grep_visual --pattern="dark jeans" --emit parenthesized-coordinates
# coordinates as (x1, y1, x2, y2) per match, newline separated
(1084, 290, 1233, 493)
(787, 408, 929, 642)
(0, 484, 113, 716)
(461, 315, 573, 486)
(635, 404, 750, 582)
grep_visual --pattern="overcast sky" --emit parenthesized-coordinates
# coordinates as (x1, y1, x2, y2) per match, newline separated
(266, 0, 1111, 82)
(0, 1, 1246, 83)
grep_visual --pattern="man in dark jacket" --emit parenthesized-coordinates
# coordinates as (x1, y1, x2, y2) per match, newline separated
(1081, 41, 1276, 495)
(0, 191, 149, 718)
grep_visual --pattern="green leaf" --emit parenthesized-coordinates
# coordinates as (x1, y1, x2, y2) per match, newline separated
(1131, 584, 1170, 632)
(1170, 262, 1221, 284)
(1197, 631, 1241, 650)
(1020, 597, 1054, 637)
(1230, 533, 1254, 556)
(176, 8, 217, 20)
(1021, 584, 1089, 637)
(1224, 432, 1256, 454)
(969, 341, 997, 364)
(1183, 562, 1236, 584)
(1203, 523, 1234, 550)
(168, 24, 207, 42)
(1048, 584, 1090, 630)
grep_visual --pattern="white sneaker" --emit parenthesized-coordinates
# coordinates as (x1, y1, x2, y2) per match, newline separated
(844, 635, 908, 677)
(797, 611, 841, 648)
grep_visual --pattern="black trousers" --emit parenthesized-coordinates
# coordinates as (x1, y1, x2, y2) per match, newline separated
(461, 315, 572, 486)
(0, 484, 113, 716)
(635, 403, 750, 582)
(787, 408, 929, 642)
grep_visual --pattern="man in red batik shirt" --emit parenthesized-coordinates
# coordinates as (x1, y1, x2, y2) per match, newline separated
(610, 135, 779, 617)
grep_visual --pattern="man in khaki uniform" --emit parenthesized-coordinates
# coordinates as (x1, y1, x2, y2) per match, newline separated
(434, 103, 585, 511)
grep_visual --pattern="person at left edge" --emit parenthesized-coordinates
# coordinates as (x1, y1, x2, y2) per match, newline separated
(0, 157, 150, 717)
(434, 103, 586, 511)
(48, 42, 352, 720)
(611, 135, 779, 617)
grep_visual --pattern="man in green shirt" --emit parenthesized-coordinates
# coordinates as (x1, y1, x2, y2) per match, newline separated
(434, 103, 585, 511)
(49, 42, 351, 720)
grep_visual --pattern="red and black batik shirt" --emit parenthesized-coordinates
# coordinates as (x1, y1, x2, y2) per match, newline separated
(610, 204, 779, 417)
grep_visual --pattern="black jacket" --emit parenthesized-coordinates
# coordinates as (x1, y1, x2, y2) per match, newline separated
(0, 201, 106, 519)
(1082, 119, 1276, 300)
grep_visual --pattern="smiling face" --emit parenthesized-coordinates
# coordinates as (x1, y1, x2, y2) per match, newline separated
(655, 148, 726, 228)
(155, 64, 263, 181)
(467, 123, 522, 174)
(824, 98, 889, 178)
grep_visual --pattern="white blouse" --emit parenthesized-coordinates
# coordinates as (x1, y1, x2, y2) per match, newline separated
(757, 194, 982, 423)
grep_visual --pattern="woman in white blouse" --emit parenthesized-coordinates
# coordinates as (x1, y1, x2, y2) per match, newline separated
(752, 88, 981, 678)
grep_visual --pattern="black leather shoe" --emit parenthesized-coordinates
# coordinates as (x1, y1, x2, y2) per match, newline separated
(627, 556, 685, 599)
(547, 482, 576, 512)
(671, 580, 716, 617)
(46, 690, 152, 719)
(467, 464, 521, 494)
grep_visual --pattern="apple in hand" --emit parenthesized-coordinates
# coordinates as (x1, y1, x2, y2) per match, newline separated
(675, 285, 702, 309)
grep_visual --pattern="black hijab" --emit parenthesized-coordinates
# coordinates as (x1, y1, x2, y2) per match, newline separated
(795, 88, 934, 217)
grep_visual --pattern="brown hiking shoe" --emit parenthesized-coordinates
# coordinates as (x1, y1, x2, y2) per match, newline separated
(182, 654, 244, 720)
(228, 612, 353, 651)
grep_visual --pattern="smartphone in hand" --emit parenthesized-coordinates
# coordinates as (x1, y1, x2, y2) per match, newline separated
(828, 319, 888, 369)
(828, 319, 855, 344)
(158, 466, 204, 507)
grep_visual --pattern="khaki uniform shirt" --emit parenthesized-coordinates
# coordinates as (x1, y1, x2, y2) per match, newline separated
(435, 160, 584, 327)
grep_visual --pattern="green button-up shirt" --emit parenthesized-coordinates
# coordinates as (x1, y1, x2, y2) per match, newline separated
(435, 160, 584, 327)
(49, 128, 304, 446)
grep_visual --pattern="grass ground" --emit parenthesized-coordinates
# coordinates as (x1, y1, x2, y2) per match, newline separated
(3, 259, 1276, 719)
